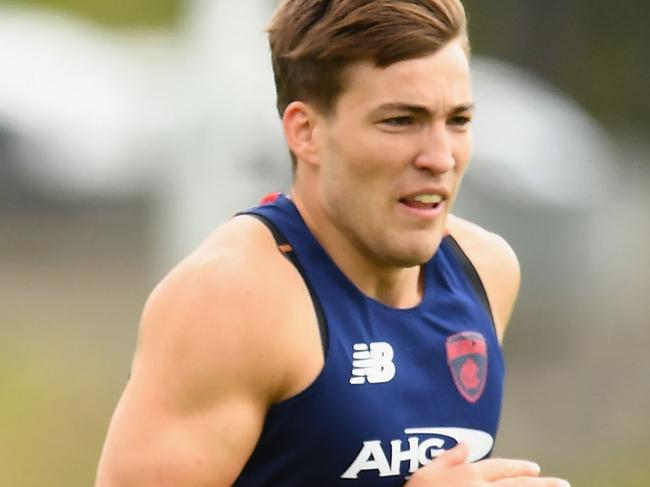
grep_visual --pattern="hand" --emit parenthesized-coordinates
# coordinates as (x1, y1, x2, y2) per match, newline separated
(404, 443, 570, 487)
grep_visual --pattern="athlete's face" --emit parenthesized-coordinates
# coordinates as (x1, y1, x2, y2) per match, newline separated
(313, 40, 474, 267)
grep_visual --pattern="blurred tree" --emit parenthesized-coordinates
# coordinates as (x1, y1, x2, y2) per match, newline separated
(464, 0, 649, 136)
(9, 0, 181, 26)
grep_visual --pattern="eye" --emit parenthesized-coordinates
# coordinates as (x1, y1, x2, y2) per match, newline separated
(380, 116, 415, 128)
(448, 115, 472, 127)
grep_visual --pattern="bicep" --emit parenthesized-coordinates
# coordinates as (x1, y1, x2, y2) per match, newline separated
(96, 256, 280, 487)
(96, 364, 266, 487)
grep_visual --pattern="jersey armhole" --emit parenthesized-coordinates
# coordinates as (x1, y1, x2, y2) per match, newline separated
(242, 212, 329, 356)
(444, 234, 496, 333)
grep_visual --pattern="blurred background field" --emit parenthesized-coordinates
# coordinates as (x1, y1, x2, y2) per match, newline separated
(1, 1, 648, 486)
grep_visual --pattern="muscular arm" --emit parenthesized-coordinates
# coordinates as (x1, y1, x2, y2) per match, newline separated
(96, 220, 296, 486)
(447, 215, 521, 342)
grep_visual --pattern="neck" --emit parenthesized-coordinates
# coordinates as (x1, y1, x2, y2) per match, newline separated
(290, 189, 424, 309)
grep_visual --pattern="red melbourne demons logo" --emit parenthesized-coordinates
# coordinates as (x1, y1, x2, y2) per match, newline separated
(446, 332, 488, 403)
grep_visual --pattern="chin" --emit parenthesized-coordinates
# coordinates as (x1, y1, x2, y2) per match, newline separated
(383, 243, 439, 268)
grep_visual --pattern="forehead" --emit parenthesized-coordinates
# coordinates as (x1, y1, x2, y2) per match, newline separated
(336, 40, 472, 113)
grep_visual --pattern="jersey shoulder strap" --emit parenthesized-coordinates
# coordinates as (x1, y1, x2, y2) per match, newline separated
(444, 234, 495, 328)
(243, 211, 329, 355)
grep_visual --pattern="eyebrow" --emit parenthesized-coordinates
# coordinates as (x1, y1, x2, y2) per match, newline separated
(373, 102, 476, 117)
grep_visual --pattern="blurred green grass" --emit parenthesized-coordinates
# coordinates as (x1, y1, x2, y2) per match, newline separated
(557, 444, 650, 487)
(1, 335, 118, 486)
(0, 204, 149, 487)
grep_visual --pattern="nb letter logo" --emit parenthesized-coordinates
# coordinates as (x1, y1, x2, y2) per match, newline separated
(350, 342, 396, 385)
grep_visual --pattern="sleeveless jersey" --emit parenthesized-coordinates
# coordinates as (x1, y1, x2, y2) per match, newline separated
(233, 194, 504, 486)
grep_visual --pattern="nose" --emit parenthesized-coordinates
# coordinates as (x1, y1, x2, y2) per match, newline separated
(412, 122, 455, 174)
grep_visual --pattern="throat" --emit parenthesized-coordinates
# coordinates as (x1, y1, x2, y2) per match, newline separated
(367, 266, 424, 309)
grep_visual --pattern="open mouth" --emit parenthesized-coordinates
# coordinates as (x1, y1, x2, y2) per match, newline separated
(399, 194, 444, 211)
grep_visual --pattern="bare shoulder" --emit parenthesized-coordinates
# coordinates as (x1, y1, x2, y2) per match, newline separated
(134, 214, 313, 402)
(446, 214, 521, 342)
(97, 215, 320, 486)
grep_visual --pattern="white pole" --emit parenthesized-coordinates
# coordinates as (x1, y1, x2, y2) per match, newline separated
(155, 0, 287, 271)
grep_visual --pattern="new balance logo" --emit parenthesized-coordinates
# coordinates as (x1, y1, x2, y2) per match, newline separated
(350, 342, 396, 385)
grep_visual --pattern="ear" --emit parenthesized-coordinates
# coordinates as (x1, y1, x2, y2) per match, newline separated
(282, 101, 321, 167)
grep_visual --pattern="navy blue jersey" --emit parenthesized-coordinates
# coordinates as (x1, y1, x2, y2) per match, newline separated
(233, 194, 504, 486)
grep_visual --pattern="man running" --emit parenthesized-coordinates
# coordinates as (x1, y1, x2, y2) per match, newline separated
(97, 1, 570, 485)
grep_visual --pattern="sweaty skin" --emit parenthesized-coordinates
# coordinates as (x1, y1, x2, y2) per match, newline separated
(96, 39, 569, 487)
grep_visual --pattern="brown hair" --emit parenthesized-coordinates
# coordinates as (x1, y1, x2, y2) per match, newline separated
(267, 0, 469, 119)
